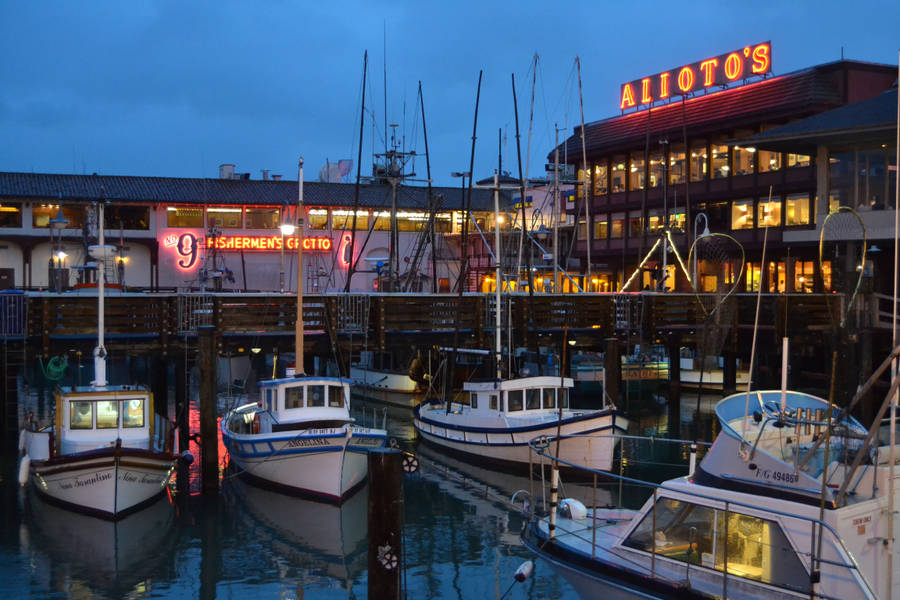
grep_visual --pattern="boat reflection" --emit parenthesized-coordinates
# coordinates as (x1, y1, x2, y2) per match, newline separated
(223, 472, 367, 587)
(23, 491, 175, 597)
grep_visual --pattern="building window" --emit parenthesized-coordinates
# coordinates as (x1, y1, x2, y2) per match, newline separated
(629, 211, 643, 239)
(593, 162, 608, 196)
(372, 210, 392, 231)
(610, 213, 625, 239)
(104, 206, 150, 231)
(245, 208, 280, 229)
(0, 202, 22, 227)
(745, 262, 761, 292)
(787, 153, 810, 168)
(166, 206, 203, 228)
(208, 207, 242, 228)
(757, 197, 781, 227)
(711, 141, 729, 179)
(733, 146, 756, 176)
(785, 194, 810, 226)
(307, 209, 328, 230)
(668, 209, 686, 232)
(594, 217, 608, 240)
(731, 199, 754, 230)
(669, 143, 686, 185)
(648, 151, 664, 188)
(690, 141, 708, 182)
(759, 150, 781, 173)
(629, 152, 645, 191)
(794, 260, 815, 292)
(333, 209, 369, 231)
(768, 261, 786, 292)
(33, 204, 85, 229)
(611, 157, 627, 193)
(577, 168, 590, 200)
(647, 209, 663, 234)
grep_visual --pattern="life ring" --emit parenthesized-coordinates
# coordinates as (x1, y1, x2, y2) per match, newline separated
(252, 413, 260, 434)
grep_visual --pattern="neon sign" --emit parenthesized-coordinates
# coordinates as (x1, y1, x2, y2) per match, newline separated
(620, 42, 772, 110)
(163, 232, 337, 272)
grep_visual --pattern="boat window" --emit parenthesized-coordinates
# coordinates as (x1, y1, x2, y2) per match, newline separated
(489, 394, 498, 410)
(508, 390, 523, 412)
(285, 386, 303, 409)
(123, 399, 144, 428)
(559, 388, 569, 408)
(623, 497, 810, 592)
(308, 385, 326, 407)
(70, 402, 93, 429)
(542, 388, 556, 409)
(328, 386, 344, 408)
(97, 401, 119, 428)
(525, 389, 540, 410)
(469, 392, 478, 409)
(266, 389, 273, 411)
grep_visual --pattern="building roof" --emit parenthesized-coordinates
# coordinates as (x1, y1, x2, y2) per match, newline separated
(0, 171, 506, 212)
(733, 87, 898, 154)
(552, 60, 896, 160)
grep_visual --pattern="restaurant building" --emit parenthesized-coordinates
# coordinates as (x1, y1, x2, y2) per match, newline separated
(0, 166, 511, 293)
(556, 44, 897, 294)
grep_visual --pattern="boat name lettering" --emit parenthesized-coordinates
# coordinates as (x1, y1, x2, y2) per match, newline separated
(754, 468, 799, 484)
(352, 437, 383, 447)
(58, 471, 113, 490)
(120, 471, 166, 485)
(287, 438, 328, 448)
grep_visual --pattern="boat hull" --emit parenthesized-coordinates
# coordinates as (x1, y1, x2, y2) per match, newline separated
(28, 448, 176, 519)
(414, 408, 626, 471)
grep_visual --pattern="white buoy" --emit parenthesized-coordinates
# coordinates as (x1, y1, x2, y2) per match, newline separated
(17, 454, 30, 487)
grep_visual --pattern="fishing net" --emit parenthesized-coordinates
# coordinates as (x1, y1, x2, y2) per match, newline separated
(818, 207, 867, 332)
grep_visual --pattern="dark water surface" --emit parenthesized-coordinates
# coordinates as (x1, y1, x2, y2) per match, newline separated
(0, 383, 715, 599)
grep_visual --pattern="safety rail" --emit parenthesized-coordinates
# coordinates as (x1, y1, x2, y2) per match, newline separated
(525, 432, 875, 600)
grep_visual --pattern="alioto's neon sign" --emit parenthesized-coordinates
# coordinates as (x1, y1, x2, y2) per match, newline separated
(162, 232, 350, 272)
(620, 42, 772, 111)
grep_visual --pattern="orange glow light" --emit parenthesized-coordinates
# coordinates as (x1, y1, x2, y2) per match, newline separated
(620, 83, 636, 109)
(699, 58, 719, 87)
(724, 52, 742, 80)
(659, 72, 670, 99)
(677, 66, 694, 92)
(751, 43, 771, 74)
(640, 77, 652, 104)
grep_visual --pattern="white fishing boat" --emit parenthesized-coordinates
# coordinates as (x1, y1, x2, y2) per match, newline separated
(220, 157, 388, 502)
(523, 380, 900, 599)
(349, 350, 423, 409)
(413, 173, 626, 472)
(18, 201, 178, 519)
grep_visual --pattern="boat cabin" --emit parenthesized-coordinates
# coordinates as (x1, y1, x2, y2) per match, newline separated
(460, 376, 573, 415)
(54, 385, 155, 455)
(228, 376, 353, 435)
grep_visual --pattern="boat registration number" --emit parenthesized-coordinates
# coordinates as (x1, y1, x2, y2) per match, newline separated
(755, 468, 799, 484)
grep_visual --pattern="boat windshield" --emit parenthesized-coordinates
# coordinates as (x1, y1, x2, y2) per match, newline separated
(69, 398, 145, 430)
(623, 497, 810, 593)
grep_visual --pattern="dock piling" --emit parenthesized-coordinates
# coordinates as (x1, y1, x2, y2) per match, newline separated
(368, 448, 403, 600)
(198, 325, 218, 493)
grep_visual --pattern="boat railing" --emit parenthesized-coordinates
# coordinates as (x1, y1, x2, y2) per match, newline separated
(526, 434, 877, 599)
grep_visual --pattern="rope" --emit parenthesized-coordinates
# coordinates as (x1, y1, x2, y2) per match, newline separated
(39, 355, 68, 381)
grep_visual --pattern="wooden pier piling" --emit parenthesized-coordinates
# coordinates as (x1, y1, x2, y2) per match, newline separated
(368, 448, 403, 600)
(198, 325, 218, 493)
(666, 332, 682, 437)
(604, 338, 621, 406)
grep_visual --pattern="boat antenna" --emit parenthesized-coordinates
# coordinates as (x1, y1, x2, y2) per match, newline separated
(345, 50, 368, 292)
(296, 157, 305, 376)
(575, 57, 591, 291)
(91, 188, 108, 388)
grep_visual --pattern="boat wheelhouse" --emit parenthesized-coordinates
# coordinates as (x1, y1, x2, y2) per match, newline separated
(414, 375, 626, 471)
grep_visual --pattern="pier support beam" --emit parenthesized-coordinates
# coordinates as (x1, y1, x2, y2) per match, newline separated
(368, 448, 403, 600)
(198, 326, 218, 493)
(604, 338, 621, 408)
(666, 331, 681, 438)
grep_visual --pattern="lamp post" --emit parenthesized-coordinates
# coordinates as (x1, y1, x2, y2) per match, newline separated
(279, 221, 295, 293)
(49, 205, 68, 292)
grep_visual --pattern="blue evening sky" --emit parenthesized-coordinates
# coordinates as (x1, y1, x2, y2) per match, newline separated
(1, 1, 898, 187)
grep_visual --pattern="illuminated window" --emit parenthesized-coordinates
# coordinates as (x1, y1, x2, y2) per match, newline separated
(577, 168, 590, 199)
(97, 401, 119, 429)
(333, 209, 370, 231)
(787, 153, 810, 168)
(794, 260, 815, 292)
(611, 157, 627, 193)
(733, 145, 756, 176)
(711, 141, 729, 179)
(307, 209, 329, 230)
(208, 207, 242, 228)
(690, 141, 708, 182)
(70, 402, 93, 429)
(508, 390, 523, 411)
(785, 194, 810, 226)
(123, 399, 144, 428)
(648, 151, 664, 188)
(33, 204, 85, 229)
(611, 213, 625, 239)
(767, 261, 786, 292)
(328, 386, 344, 408)
(629, 152, 645, 191)
(245, 208, 280, 229)
(731, 199, 754, 230)
(165, 206, 202, 228)
(577, 218, 588, 240)
(593, 162, 608, 196)
(372, 210, 392, 231)
(759, 150, 781, 173)
(821, 261, 832, 291)
(745, 262, 761, 292)
(397, 211, 430, 232)
(629, 211, 643, 238)
(757, 198, 781, 227)
(668, 144, 686, 185)
(647, 208, 663, 233)
(0, 202, 22, 227)
(594, 217, 608, 240)
(105, 206, 150, 230)
(668, 209, 686, 232)
(285, 386, 303, 409)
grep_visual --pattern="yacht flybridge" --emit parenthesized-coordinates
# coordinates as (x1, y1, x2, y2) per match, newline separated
(524, 374, 900, 599)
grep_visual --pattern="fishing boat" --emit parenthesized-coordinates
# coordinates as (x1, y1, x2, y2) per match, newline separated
(413, 173, 627, 472)
(523, 379, 900, 599)
(349, 349, 423, 408)
(220, 157, 388, 502)
(18, 201, 178, 519)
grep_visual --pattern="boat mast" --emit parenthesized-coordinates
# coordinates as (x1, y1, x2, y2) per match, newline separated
(493, 170, 502, 380)
(344, 51, 367, 293)
(296, 157, 305, 376)
(92, 195, 107, 388)
(576, 57, 591, 292)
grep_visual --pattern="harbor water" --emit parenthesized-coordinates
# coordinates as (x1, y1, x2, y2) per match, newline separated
(0, 379, 722, 599)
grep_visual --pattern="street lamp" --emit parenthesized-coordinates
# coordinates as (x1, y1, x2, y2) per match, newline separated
(279, 221, 296, 293)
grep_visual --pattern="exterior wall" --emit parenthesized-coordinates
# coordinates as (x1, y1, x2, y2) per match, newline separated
(0, 242, 23, 287)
